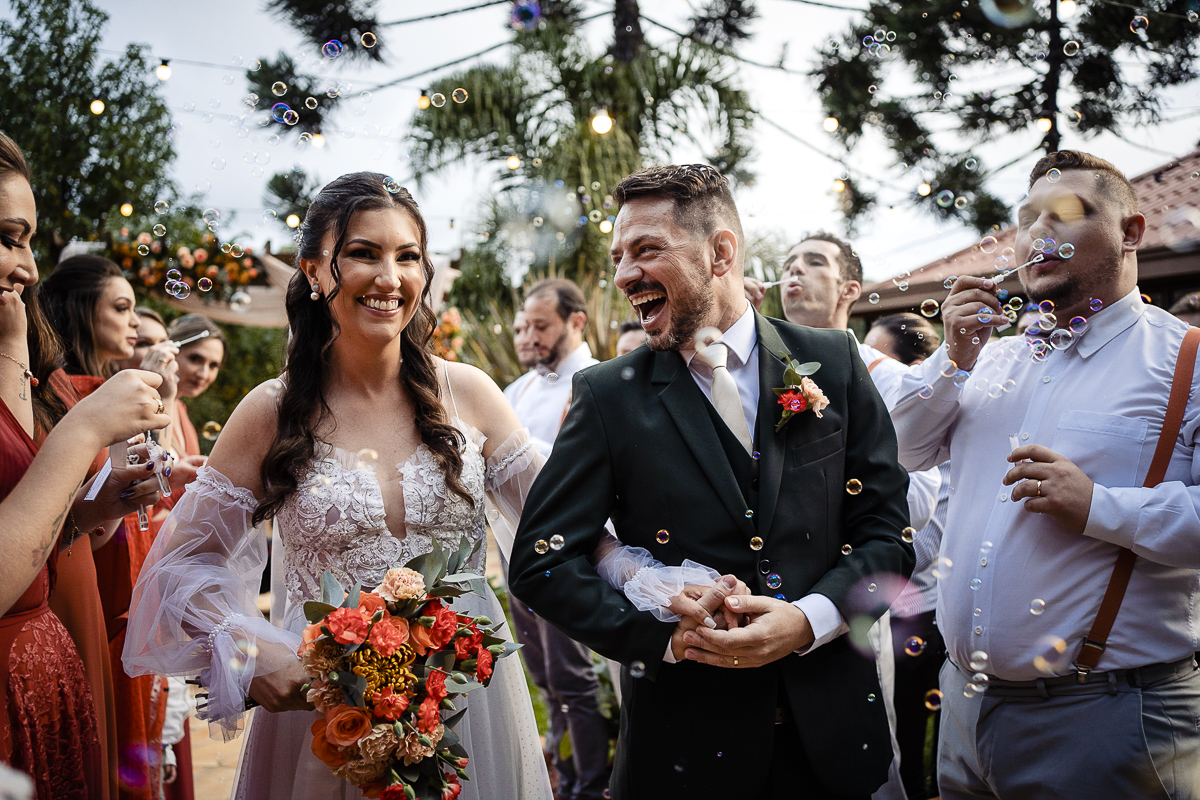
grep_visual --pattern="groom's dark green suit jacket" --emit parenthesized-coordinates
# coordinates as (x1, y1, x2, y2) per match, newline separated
(511, 311, 914, 799)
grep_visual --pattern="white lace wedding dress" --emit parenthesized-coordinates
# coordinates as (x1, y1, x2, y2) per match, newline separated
(123, 417, 553, 800)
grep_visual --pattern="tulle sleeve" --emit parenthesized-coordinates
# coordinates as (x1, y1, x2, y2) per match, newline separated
(122, 466, 302, 740)
(484, 428, 719, 619)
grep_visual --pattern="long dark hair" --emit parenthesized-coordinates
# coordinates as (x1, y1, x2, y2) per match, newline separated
(869, 313, 940, 365)
(166, 314, 227, 364)
(253, 173, 468, 525)
(0, 130, 67, 433)
(39, 254, 126, 378)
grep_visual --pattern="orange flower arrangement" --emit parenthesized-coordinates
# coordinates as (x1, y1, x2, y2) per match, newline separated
(299, 539, 520, 798)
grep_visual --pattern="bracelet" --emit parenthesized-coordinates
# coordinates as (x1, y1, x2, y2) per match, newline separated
(204, 613, 247, 654)
(62, 512, 85, 548)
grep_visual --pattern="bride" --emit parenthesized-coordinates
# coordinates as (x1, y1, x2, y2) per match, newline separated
(123, 173, 555, 800)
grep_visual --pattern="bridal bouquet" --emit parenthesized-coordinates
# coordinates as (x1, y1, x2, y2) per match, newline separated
(299, 538, 520, 800)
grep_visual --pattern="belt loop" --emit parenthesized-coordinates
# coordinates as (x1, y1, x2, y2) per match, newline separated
(1036, 678, 1049, 699)
(1107, 671, 1118, 694)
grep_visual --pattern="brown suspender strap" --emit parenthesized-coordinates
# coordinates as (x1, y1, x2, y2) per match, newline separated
(1073, 326, 1200, 678)
(867, 356, 889, 374)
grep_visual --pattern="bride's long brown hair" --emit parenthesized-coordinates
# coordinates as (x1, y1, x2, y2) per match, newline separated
(252, 173, 468, 526)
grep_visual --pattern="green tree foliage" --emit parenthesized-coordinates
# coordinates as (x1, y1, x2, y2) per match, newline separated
(0, 0, 176, 263)
(264, 167, 322, 232)
(812, 0, 1199, 233)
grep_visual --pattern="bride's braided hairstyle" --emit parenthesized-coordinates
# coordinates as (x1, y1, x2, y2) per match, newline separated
(252, 172, 469, 526)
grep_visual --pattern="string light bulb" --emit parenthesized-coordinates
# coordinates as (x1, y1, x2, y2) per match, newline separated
(833, 179, 846, 193)
(823, 116, 839, 132)
(120, 203, 133, 216)
(1059, 0, 1077, 19)
(286, 214, 301, 228)
(917, 182, 932, 197)
(90, 99, 105, 115)
(591, 108, 614, 135)
(311, 133, 326, 148)
(417, 90, 431, 110)
(155, 60, 172, 81)
(1036, 116, 1053, 132)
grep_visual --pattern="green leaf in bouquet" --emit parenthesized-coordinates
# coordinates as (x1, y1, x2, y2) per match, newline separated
(427, 650, 456, 673)
(406, 539, 448, 589)
(341, 582, 361, 609)
(398, 766, 421, 783)
(446, 675, 484, 693)
(438, 726, 460, 750)
(320, 571, 344, 606)
(491, 641, 524, 661)
(303, 601, 337, 624)
(448, 742, 468, 760)
(442, 705, 469, 730)
(425, 585, 470, 599)
(793, 360, 821, 376)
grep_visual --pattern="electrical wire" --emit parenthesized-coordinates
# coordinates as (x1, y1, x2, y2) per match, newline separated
(379, 0, 510, 26)
(768, 0, 869, 10)
(640, 16, 808, 75)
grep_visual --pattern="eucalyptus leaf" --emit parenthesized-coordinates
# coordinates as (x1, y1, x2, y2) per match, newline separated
(443, 706, 469, 730)
(794, 361, 821, 376)
(341, 582, 361, 609)
(493, 641, 523, 659)
(320, 571, 344, 606)
(303, 601, 337, 624)
(439, 726, 461, 749)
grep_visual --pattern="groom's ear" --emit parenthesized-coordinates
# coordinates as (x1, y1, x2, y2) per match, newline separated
(711, 229, 738, 278)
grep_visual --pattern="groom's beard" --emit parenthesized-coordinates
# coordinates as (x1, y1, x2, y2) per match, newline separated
(640, 277, 715, 352)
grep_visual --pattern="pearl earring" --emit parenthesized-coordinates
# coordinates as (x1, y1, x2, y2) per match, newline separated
(310, 283, 320, 301)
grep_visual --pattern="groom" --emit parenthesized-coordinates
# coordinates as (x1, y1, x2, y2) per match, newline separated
(511, 164, 913, 799)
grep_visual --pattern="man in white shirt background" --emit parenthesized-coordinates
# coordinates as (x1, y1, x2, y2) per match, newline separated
(892, 150, 1200, 799)
(747, 235, 943, 800)
(502, 279, 610, 800)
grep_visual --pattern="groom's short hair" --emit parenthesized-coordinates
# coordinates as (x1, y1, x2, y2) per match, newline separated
(614, 164, 744, 248)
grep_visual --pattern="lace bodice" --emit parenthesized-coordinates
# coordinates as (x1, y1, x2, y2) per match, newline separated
(276, 420, 488, 607)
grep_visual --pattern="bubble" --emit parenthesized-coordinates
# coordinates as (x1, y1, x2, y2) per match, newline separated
(955, 196, 969, 210)
(621, 367, 635, 380)
(431, 93, 446, 107)
(588, 210, 602, 223)
(965, 157, 978, 171)
(1039, 299, 1055, 314)
(1090, 298, 1104, 313)
(1030, 598, 1046, 616)
(282, 109, 299, 125)
(841, 544, 853, 556)
(936, 190, 955, 207)
(230, 291, 252, 313)
(630, 661, 646, 678)
(904, 636, 926, 656)
(322, 40, 343, 58)
(917, 384, 934, 400)
(360, 31, 377, 48)
(1041, 238, 1057, 254)
(1130, 15, 1148, 33)
(977, 309, 993, 325)
(382, 176, 401, 194)
(1048, 329, 1073, 350)
(152, 224, 166, 237)
(868, 292, 880, 304)
(1045, 168, 1062, 183)
(968, 650, 989, 671)
(201, 421, 222, 441)
(923, 689, 943, 711)
(136, 244, 150, 256)
(901, 526, 915, 543)
(979, 235, 999, 254)
(548, 534, 565, 551)
(153, 200, 171, 215)
(1063, 40, 1080, 56)
(943, 276, 957, 289)
(183, 101, 195, 112)
(845, 479, 863, 495)
(970, 577, 982, 591)
(534, 540, 549, 554)
(931, 557, 953, 579)
(198, 278, 213, 292)
(166, 269, 183, 282)
(1002, 379, 1016, 392)
(271, 81, 287, 97)
(452, 88, 468, 103)
(211, 157, 226, 170)
(1190, 10, 1199, 22)
(171, 282, 191, 299)
(546, 373, 559, 385)
(1033, 635, 1069, 674)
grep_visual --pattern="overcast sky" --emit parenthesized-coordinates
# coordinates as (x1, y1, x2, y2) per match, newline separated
(27, 1, 1200, 281)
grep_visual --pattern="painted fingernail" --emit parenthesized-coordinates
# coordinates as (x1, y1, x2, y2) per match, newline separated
(163, 467, 172, 477)
(704, 617, 716, 629)
(120, 490, 135, 499)
(146, 462, 156, 471)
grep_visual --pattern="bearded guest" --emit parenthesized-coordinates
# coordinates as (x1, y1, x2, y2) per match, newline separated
(502, 279, 611, 800)
(892, 150, 1200, 799)
(512, 164, 913, 799)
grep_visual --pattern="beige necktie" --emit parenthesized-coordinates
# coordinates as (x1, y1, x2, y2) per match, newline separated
(694, 342, 754, 455)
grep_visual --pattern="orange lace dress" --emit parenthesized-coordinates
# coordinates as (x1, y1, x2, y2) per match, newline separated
(0, 391, 102, 799)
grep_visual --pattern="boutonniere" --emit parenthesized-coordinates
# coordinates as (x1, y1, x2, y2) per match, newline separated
(772, 353, 829, 432)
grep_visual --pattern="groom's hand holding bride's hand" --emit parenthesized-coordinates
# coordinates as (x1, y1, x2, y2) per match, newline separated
(682, 595, 815, 668)
(249, 654, 317, 713)
(668, 576, 749, 661)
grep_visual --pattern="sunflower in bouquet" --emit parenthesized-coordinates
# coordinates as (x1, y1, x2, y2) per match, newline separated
(299, 537, 521, 800)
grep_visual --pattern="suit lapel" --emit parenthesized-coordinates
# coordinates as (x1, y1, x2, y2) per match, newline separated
(652, 350, 757, 539)
(755, 313, 791, 540)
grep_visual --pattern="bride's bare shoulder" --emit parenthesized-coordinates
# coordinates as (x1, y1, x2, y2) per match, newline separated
(204, 378, 286, 497)
(437, 359, 520, 447)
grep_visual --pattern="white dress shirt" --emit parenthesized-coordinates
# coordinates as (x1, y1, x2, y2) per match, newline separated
(891, 288, 1200, 679)
(503, 342, 598, 456)
(676, 302, 845, 655)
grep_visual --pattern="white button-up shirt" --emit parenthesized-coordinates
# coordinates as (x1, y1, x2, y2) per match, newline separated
(503, 342, 598, 456)
(891, 288, 1200, 680)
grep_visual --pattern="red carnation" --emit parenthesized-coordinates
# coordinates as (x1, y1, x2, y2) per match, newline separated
(475, 646, 494, 683)
(371, 687, 409, 721)
(442, 772, 463, 800)
(454, 626, 483, 661)
(430, 604, 459, 650)
(777, 390, 807, 414)
(417, 696, 441, 733)
(425, 670, 448, 703)
(325, 607, 371, 645)
(380, 786, 407, 800)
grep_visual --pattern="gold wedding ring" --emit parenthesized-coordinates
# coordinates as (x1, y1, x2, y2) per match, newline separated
(1036, 480, 1043, 497)
(156, 400, 165, 415)
(733, 657, 739, 667)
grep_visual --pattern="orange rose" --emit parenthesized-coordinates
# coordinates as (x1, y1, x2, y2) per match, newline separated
(298, 622, 324, 655)
(310, 717, 350, 767)
(388, 616, 410, 643)
(409, 622, 437, 656)
(325, 705, 374, 747)
(358, 592, 386, 617)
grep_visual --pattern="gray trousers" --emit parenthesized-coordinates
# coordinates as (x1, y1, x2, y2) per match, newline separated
(938, 657, 1200, 800)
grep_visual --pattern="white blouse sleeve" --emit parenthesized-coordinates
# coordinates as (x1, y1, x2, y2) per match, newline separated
(484, 428, 719, 619)
(122, 466, 302, 740)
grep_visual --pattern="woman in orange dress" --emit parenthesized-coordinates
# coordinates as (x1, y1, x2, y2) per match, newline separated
(39, 256, 173, 800)
(0, 130, 169, 800)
